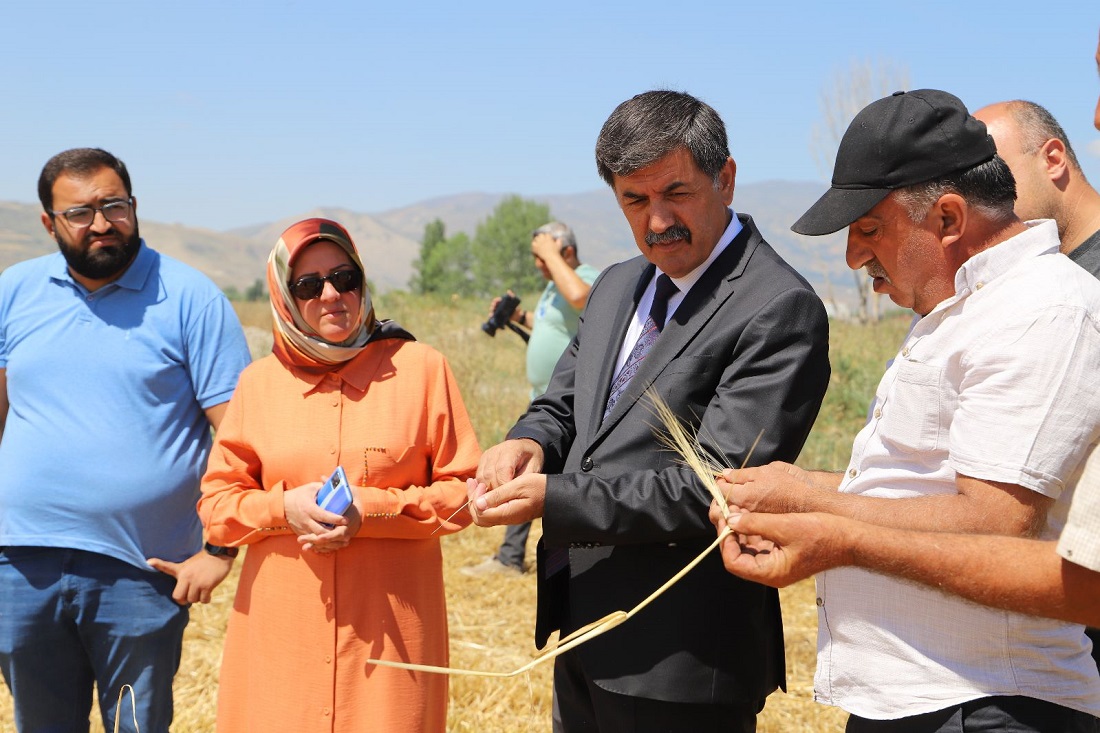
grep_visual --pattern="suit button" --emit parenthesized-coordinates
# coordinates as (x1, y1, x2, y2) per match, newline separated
(581, 457, 593, 472)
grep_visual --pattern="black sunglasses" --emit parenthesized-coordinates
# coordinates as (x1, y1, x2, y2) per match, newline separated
(288, 268, 363, 300)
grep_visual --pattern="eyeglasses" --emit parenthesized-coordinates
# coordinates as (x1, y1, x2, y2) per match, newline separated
(288, 269, 363, 300)
(49, 199, 134, 228)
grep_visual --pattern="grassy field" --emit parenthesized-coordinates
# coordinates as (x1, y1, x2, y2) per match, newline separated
(0, 295, 911, 733)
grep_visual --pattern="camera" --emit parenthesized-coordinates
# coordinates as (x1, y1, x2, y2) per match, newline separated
(482, 293, 521, 337)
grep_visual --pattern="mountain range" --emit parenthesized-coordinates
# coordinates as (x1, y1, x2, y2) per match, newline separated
(0, 182, 857, 308)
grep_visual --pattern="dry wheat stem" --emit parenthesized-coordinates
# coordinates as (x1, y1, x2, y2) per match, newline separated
(367, 389, 752, 678)
(646, 391, 730, 519)
(646, 389, 763, 522)
(365, 527, 733, 678)
(432, 498, 472, 535)
(113, 685, 139, 733)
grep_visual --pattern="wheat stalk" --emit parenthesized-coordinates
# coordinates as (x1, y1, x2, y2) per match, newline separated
(645, 389, 742, 520)
(368, 387, 756, 677)
(647, 388, 763, 522)
(366, 530, 732, 678)
(113, 685, 139, 733)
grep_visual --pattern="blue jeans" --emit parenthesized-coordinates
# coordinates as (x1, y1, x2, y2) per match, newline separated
(0, 546, 189, 733)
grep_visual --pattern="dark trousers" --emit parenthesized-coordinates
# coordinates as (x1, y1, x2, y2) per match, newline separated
(1087, 626, 1100, 675)
(845, 696, 1100, 733)
(496, 521, 532, 569)
(551, 646, 763, 732)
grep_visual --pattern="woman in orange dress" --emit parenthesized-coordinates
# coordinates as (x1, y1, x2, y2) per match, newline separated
(198, 218, 478, 733)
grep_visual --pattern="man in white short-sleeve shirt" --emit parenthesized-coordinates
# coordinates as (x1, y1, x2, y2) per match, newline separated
(714, 89, 1100, 732)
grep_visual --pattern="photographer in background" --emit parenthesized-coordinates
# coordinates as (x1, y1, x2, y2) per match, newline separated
(464, 222, 600, 576)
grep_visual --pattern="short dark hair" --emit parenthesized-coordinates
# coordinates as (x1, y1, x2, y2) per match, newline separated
(894, 155, 1018, 223)
(38, 148, 132, 212)
(1005, 100, 1081, 171)
(595, 90, 730, 188)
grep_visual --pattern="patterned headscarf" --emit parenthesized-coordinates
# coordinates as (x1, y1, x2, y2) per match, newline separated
(267, 218, 377, 368)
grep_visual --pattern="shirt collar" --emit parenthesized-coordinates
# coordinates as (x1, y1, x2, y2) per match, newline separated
(294, 348, 378, 395)
(951, 219, 1060, 299)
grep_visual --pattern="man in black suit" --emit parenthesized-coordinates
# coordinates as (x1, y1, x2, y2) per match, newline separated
(468, 90, 831, 732)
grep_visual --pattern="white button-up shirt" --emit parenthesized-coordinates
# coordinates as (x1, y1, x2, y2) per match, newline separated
(1059, 445, 1100, 573)
(816, 220, 1100, 719)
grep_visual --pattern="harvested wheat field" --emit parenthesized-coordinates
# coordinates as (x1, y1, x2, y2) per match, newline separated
(0, 297, 908, 732)
(0, 539, 843, 733)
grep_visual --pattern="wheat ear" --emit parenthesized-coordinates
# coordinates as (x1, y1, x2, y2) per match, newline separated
(645, 388, 762, 520)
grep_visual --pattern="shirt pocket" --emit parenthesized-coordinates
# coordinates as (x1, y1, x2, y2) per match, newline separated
(878, 360, 946, 455)
(361, 445, 419, 489)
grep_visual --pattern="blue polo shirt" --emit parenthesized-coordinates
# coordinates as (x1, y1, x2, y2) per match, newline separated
(0, 242, 251, 569)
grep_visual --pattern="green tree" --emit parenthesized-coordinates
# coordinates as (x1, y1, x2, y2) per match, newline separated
(244, 278, 266, 302)
(410, 219, 475, 296)
(471, 196, 550, 296)
(434, 232, 474, 296)
(410, 219, 446, 293)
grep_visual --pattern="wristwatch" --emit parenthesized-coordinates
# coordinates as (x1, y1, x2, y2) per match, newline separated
(204, 542, 239, 558)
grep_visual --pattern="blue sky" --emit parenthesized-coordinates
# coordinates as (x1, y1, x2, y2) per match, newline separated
(2, 1, 1098, 231)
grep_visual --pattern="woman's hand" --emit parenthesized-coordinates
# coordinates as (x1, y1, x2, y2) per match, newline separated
(300, 503, 362, 553)
(283, 480, 348, 537)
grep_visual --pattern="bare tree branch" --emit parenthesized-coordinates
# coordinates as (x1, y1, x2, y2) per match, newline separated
(809, 59, 910, 323)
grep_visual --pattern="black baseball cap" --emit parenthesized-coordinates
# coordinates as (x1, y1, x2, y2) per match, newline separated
(792, 89, 997, 236)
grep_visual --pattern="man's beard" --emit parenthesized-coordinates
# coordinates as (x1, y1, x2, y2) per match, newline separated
(56, 223, 141, 281)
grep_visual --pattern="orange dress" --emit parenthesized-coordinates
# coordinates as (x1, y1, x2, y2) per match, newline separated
(198, 337, 478, 733)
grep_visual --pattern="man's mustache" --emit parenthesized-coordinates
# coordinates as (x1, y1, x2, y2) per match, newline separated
(865, 261, 889, 281)
(646, 225, 692, 246)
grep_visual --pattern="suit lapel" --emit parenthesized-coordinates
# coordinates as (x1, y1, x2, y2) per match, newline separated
(593, 218, 760, 442)
(580, 260, 653, 445)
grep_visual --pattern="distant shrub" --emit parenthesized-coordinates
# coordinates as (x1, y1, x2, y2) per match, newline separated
(798, 313, 911, 470)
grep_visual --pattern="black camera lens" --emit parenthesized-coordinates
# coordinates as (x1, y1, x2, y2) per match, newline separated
(482, 293, 521, 337)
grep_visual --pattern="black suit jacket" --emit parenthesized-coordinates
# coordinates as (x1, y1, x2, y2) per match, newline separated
(509, 214, 831, 705)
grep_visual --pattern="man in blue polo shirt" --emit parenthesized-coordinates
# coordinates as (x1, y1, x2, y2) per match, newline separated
(0, 148, 251, 733)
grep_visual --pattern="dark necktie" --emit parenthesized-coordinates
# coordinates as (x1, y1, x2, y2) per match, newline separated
(603, 274, 679, 419)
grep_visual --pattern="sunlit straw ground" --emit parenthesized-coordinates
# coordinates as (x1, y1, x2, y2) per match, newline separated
(0, 296, 908, 732)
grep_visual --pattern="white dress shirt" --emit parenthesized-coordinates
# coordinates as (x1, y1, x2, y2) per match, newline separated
(1059, 444, 1100, 573)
